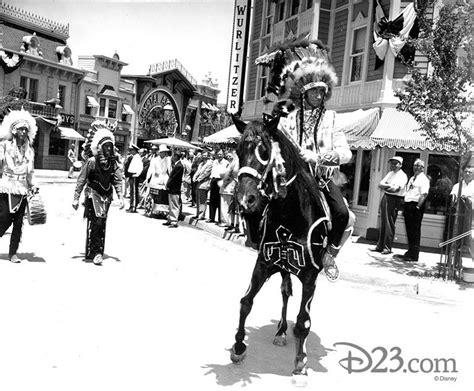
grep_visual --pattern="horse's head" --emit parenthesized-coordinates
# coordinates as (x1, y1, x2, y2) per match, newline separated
(234, 114, 292, 213)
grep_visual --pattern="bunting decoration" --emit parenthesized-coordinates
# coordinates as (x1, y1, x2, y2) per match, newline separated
(373, 1, 419, 69)
(0, 50, 23, 74)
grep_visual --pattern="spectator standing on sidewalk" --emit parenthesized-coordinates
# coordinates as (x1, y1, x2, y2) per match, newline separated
(164, 151, 184, 228)
(181, 151, 192, 203)
(190, 150, 201, 207)
(193, 151, 212, 220)
(207, 149, 228, 224)
(220, 150, 239, 229)
(394, 159, 430, 262)
(123, 146, 134, 198)
(126, 144, 143, 213)
(67, 143, 77, 179)
(370, 156, 408, 255)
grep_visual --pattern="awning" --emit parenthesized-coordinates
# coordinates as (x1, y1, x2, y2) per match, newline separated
(122, 103, 134, 115)
(87, 96, 100, 108)
(203, 124, 241, 144)
(334, 108, 380, 149)
(369, 108, 458, 151)
(58, 127, 85, 140)
(201, 102, 210, 110)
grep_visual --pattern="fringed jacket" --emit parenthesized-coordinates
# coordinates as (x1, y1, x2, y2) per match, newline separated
(0, 140, 35, 195)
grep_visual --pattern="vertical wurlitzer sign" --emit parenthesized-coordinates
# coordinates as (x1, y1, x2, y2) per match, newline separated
(226, 0, 251, 114)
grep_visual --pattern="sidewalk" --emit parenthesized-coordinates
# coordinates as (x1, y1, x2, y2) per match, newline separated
(35, 169, 473, 301)
(178, 202, 473, 303)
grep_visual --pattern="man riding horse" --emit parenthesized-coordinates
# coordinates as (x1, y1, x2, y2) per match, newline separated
(257, 38, 355, 281)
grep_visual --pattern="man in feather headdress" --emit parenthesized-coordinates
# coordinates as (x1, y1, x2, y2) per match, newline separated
(257, 38, 355, 282)
(72, 122, 124, 265)
(0, 109, 38, 263)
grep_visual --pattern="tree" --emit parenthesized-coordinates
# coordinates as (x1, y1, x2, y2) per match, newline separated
(395, 0, 473, 280)
(0, 87, 29, 121)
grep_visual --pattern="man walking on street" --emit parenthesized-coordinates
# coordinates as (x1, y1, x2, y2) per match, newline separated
(370, 156, 408, 255)
(395, 159, 430, 262)
(67, 143, 77, 179)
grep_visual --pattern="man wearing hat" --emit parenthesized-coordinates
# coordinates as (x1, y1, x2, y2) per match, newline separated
(146, 144, 171, 191)
(394, 159, 430, 262)
(126, 144, 143, 213)
(370, 156, 408, 255)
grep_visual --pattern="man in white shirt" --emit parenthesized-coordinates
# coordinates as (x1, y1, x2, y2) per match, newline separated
(450, 166, 474, 202)
(207, 149, 229, 223)
(370, 156, 408, 255)
(394, 159, 430, 262)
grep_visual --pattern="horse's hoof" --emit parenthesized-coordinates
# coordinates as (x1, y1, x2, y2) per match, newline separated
(230, 346, 246, 364)
(273, 334, 287, 346)
(291, 370, 308, 387)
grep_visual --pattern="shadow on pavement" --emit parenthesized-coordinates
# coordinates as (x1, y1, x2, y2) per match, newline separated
(71, 253, 122, 263)
(0, 252, 46, 262)
(365, 253, 440, 278)
(202, 320, 329, 387)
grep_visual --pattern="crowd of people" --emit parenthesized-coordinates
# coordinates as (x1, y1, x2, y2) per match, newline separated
(118, 144, 241, 233)
(371, 156, 474, 263)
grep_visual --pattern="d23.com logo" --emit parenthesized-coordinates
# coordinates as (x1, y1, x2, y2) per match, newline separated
(334, 342, 458, 377)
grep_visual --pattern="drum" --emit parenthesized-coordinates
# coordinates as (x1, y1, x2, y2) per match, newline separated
(73, 161, 83, 170)
(27, 193, 47, 225)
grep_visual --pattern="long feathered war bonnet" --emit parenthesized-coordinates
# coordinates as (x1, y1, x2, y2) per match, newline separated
(90, 128, 115, 156)
(256, 37, 338, 106)
(0, 108, 38, 142)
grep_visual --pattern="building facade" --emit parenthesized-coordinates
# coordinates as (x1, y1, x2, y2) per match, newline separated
(124, 59, 197, 147)
(241, 0, 460, 248)
(76, 54, 135, 154)
(0, 2, 86, 169)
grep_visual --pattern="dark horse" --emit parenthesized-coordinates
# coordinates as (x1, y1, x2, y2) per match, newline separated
(230, 114, 330, 379)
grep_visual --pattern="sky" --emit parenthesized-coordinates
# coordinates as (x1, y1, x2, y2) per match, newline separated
(12, 0, 235, 103)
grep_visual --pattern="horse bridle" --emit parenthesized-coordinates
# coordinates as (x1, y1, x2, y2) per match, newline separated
(238, 138, 296, 200)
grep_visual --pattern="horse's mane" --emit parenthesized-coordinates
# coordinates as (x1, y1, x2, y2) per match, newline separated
(239, 119, 324, 218)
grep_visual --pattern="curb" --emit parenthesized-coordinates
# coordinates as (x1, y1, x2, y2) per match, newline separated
(179, 208, 471, 304)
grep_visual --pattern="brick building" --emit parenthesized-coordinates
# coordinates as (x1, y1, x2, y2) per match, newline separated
(0, 2, 85, 169)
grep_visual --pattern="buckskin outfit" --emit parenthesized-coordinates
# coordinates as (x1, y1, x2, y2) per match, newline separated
(0, 109, 38, 263)
(73, 126, 124, 265)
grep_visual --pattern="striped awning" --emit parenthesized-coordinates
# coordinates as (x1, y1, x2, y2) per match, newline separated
(87, 96, 100, 108)
(370, 108, 459, 151)
(58, 127, 85, 140)
(122, 103, 134, 115)
(334, 108, 380, 149)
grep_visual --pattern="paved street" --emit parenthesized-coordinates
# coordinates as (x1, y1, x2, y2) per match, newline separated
(0, 180, 471, 391)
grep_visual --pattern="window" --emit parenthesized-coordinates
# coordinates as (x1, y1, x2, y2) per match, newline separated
(357, 150, 372, 206)
(339, 150, 356, 205)
(258, 66, 269, 98)
(349, 27, 367, 82)
(263, 0, 273, 35)
(289, 0, 300, 17)
(58, 85, 66, 108)
(49, 132, 66, 156)
(108, 100, 117, 119)
(275, 0, 285, 22)
(99, 98, 106, 117)
(305, 0, 313, 10)
(85, 97, 92, 115)
(425, 154, 459, 215)
(20, 76, 39, 102)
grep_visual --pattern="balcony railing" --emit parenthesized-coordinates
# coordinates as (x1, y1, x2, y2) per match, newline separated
(24, 102, 57, 118)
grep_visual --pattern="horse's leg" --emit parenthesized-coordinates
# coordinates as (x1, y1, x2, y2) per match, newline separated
(292, 270, 318, 379)
(231, 257, 271, 364)
(273, 271, 292, 346)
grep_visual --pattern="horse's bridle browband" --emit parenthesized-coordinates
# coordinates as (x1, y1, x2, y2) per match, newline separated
(238, 140, 297, 199)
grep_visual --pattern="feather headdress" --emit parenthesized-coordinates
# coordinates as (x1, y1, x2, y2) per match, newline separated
(82, 120, 115, 158)
(256, 38, 338, 106)
(0, 108, 37, 143)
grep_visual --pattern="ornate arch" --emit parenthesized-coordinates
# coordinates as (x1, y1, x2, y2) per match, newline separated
(138, 88, 181, 137)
